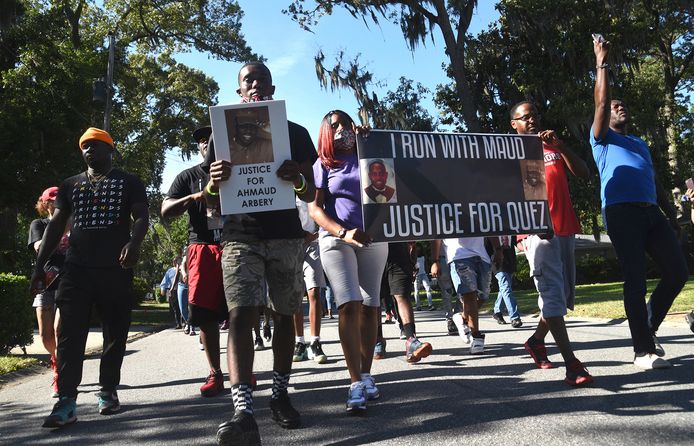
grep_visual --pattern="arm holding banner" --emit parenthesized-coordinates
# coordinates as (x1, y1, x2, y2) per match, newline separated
(204, 159, 231, 207)
(276, 159, 316, 203)
(309, 189, 371, 248)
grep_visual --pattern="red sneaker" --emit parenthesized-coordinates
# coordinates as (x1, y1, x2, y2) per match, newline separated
(200, 370, 224, 397)
(524, 337, 554, 369)
(565, 359, 594, 386)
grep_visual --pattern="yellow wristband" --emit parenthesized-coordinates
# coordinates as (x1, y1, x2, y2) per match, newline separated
(205, 183, 219, 196)
(293, 173, 307, 194)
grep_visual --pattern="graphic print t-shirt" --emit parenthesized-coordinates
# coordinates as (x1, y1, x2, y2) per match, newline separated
(56, 169, 148, 267)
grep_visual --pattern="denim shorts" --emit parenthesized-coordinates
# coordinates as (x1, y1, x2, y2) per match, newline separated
(449, 256, 492, 301)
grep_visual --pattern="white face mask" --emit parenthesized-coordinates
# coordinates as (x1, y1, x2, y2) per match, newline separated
(333, 129, 356, 151)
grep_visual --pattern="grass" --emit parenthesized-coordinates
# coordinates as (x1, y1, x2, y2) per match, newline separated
(472, 278, 694, 320)
(130, 300, 171, 326)
(0, 356, 40, 374)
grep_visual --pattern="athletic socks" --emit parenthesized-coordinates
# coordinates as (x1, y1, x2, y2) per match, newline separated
(271, 370, 291, 400)
(231, 383, 253, 414)
(295, 336, 305, 344)
(402, 322, 416, 339)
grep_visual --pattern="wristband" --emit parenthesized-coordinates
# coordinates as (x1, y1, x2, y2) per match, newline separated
(205, 183, 219, 196)
(596, 63, 609, 69)
(293, 173, 307, 194)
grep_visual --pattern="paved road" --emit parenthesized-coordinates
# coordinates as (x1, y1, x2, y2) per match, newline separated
(1, 311, 692, 445)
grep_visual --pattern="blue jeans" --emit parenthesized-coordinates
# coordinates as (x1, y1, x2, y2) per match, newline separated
(493, 271, 520, 320)
(605, 203, 688, 354)
(177, 282, 189, 322)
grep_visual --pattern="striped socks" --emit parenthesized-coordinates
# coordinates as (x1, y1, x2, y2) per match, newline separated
(231, 383, 253, 414)
(271, 370, 291, 400)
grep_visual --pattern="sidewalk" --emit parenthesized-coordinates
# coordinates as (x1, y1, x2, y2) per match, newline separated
(1, 311, 692, 445)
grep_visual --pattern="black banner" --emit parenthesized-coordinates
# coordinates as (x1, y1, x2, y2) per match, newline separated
(357, 130, 552, 242)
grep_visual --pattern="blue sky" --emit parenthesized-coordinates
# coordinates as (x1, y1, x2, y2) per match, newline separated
(161, 1, 500, 192)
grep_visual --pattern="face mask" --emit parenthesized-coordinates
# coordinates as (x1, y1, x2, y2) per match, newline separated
(333, 129, 356, 151)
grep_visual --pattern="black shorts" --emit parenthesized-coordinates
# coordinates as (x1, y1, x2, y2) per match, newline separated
(384, 261, 413, 296)
(188, 303, 228, 326)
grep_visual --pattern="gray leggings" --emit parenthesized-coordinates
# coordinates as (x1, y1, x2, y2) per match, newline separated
(318, 232, 387, 308)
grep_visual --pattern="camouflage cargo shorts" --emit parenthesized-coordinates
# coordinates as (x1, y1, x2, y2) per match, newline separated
(221, 238, 304, 316)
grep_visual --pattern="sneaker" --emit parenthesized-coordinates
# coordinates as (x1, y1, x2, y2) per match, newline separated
(190, 326, 197, 336)
(492, 312, 507, 324)
(633, 353, 672, 369)
(307, 340, 328, 364)
(254, 337, 265, 351)
(685, 310, 694, 333)
(524, 337, 554, 369)
(216, 410, 261, 446)
(199, 338, 205, 350)
(652, 334, 665, 357)
(220, 319, 230, 331)
(42, 396, 77, 428)
(200, 370, 224, 397)
(427, 305, 436, 311)
(452, 313, 471, 344)
(399, 330, 406, 340)
(50, 356, 59, 398)
(415, 305, 422, 311)
(446, 318, 459, 335)
(292, 342, 308, 362)
(373, 339, 387, 360)
(384, 312, 395, 324)
(270, 392, 301, 429)
(470, 333, 485, 355)
(564, 359, 594, 386)
(183, 324, 190, 335)
(511, 318, 523, 328)
(97, 390, 120, 415)
(175, 323, 182, 329)
(405, 336, 433, 363)
(346, 381, 367, 412)
(361, 374, 380, 400)
(263, 324, 272, 342)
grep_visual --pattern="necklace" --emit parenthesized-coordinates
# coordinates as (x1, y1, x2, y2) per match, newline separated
(86, 168, 113, 193)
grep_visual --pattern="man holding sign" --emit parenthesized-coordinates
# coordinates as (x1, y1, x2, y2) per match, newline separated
(510, 101, 593, 386)
(205, 62, 316, 446)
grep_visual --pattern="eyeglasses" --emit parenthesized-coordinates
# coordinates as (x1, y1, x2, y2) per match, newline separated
(511, 113, 538, 122)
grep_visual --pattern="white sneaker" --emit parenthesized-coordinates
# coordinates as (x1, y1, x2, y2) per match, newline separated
(652, 335, 665, 357)
(452, 313, 472, 344)
(346, 381, 367, 412)
(634, 353, 671, 369)
(361, 374, 380, 400)
(470, 334, 485, 355)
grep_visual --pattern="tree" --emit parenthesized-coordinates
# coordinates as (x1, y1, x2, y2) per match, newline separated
(285, 0, 482, 130)
(0, 0, 260, 272)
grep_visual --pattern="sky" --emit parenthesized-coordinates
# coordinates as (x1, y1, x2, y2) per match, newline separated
(161, 1, 500, 193)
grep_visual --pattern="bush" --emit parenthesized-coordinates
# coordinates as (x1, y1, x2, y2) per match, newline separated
(132, 276, 150, 304)
(0, 274, 34, 355)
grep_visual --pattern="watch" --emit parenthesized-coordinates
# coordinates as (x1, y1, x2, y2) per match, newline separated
(337, 228, 347, 239)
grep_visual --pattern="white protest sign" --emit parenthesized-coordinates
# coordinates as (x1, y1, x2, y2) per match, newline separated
(209, 100, 294, 215)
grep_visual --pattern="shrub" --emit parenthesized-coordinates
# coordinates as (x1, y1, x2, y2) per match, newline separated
(132, 276, 150, 304)
(0, 274, 34, 355)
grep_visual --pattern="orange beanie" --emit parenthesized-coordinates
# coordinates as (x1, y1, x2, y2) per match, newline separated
(79, 127, 114, 150)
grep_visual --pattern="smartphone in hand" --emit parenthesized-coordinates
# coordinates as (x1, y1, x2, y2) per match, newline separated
(592, 33, 605, 43)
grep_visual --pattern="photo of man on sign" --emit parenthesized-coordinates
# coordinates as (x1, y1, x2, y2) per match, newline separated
(362, 159, 397, 204)
(224, 106, 274, 166)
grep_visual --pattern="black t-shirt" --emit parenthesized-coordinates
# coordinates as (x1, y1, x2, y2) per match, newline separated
(56, 168, 149, 267)
(28, 218, 66, 271)
(223, 121, 318, 241)
(167, 164, 222, 244)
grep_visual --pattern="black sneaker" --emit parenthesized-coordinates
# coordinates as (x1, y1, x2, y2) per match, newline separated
(685, 311, 694, 333)
(511, 318, 523, 328)
(307, 340, 328, 364)
(447, 318, 459, 335)
(269, 392, 301, 429)
(292, 342, 307, 362)
(492, 313, 507, 324)
(217, 410, 261, 446)
(263, 323, 272, 342)
(254, 337, 265, 351)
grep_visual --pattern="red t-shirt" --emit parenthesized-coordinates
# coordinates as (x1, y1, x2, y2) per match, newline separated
(543, 144, 581, 236)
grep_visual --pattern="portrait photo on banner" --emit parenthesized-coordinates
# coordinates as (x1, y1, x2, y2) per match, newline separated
(224, 106, 274, 166)
(360, 158, 398, 204)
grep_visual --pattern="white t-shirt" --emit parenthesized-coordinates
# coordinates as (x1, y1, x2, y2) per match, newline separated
(443, 237, 490, 264)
